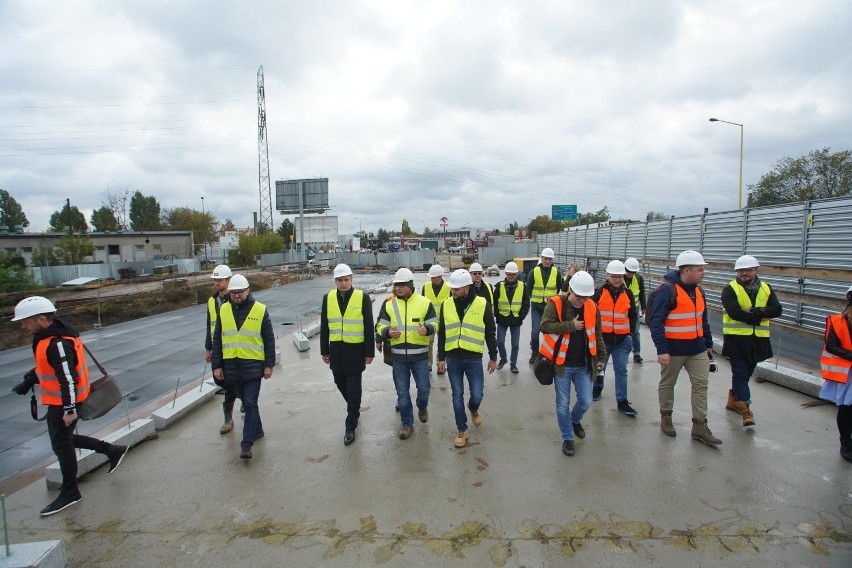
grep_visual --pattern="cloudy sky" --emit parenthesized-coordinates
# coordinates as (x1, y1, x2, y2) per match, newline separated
(2, 0, 850, 238)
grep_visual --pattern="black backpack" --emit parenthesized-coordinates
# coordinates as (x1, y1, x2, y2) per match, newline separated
(644, 282, 677, 326)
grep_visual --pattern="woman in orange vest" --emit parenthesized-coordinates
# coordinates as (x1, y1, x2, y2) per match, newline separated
(819, 284, 852, 463)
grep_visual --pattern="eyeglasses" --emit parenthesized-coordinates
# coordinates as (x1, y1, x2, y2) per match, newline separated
(229, 289, 248, 295)
(394, 283, 408, 287)
(470, 272, 483, 276)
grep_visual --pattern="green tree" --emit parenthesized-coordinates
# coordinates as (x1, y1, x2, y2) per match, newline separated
(49, 202, 88, 233)
(575, 206, 610, 226)
(161, 207, 218, 245)
(527, 215, 568, 235)
(401, 219, 412, 235)
(423, 226, 434, 236)
(31, 236, 94, 265)
(0, 266, 34, 293)
(646, 211, 669, 221)
(276, 218, 295, 247)
(227, 232, 285, 267)
(0, 189, 30, 231)
(90, 206, 119, 232)
(376, 228, 391, 247)
(221, 218, 236, 231)
(129, 191, 161, 231)
(749, 148, 852, 207)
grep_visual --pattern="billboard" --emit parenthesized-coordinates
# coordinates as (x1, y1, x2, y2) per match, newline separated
(276, 178, 329, 214)
(552, 204, 577, 221)
(293, 215, 338, 245)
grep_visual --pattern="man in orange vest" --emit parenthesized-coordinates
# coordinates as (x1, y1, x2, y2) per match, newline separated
(11, 296, 128, 517)
(648, 251, 721, 446)
(819, 284, 852, 462)
(592, 260, 638, 415)
(539, 271, 606, 457)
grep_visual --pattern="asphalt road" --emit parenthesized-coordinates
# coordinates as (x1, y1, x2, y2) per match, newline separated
(0, 275, 355, 483)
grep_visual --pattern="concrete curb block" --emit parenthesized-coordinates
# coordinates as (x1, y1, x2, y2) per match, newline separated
(151, 382, 219, 431)
(46, 418, 155, 489)
(0, 540, 66, 568)
(754, 362, 822, 399)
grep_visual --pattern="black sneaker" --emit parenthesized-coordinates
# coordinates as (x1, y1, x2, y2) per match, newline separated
(528, 353, 538, 364)
(344, 430, 356, 446)
(617, 400, 638, 416)
(240, 403, 246, 414)
(561, 440, 575, 456)
(40, 492, 82, 517)
(240, 443, 252, 460)
(592, 387, 603, 401)
(496, 360, 506, 370)
(572, 422, 586, 439)
(254, 429, 264, 440)
(108, 445, 128, 474)
(633, 354, 644, 363)
(510, 364, 519, 374)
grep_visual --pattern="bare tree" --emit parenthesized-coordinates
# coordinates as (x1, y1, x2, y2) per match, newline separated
(104, 186, 131, 230)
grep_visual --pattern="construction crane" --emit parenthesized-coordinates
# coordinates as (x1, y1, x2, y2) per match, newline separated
(256, 65, 273, 233)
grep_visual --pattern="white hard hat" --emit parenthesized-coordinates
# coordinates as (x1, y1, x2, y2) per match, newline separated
(624, 258, 640, 272)
(12, 296, 57, 321)
(676, 250, 707, 268)
(228, 274, 250, 291)
(540, 248, 555, 259)
(211, 264, 232, 279)
(504, 262, 519, 274)
(606, 260, 626, 275)
(393, 268, 414, 283)
(448, 269, 473, 289)
(333, 264, 353, 278)
(569, 271, 595, 296)
(734, 255, 760, 270)
(428, 265, 444, 277)
(469, 263, 483, 273)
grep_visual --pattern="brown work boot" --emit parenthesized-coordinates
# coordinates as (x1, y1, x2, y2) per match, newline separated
(734, 401, 755, 427)
(691, 418, 723, 446)
(418, 408, 429, 423)
(726, 390, 737, 412)
(399, 426, 413, 440)
(471, 410, 482, 426)
(454, 430, 469, 448)
(660, 410, 676, 437)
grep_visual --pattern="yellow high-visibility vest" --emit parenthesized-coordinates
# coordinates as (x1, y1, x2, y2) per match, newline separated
(496, 280, 525, 317)
(530, 266, 557, 304)
(326, 289, 365, 343)
(442, 296, 487, 354)
(722, 280, 770, 337)
(220, 301, 266, 360)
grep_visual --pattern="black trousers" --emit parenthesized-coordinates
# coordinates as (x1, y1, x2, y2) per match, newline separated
(222, 386, 237, 415)
(47, 405, 111, 495)
(332, 371, 362, 431)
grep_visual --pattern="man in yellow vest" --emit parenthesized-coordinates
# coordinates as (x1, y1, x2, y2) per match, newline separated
(539, 271, 606, 457)
(721, 255, 782, 428)
(468, 262, 495, 309)
(525, 248, 563, 364)
(623, 258, 647, 363)
(493, 261, 529, 373)
(321, 264, 375, 446)
(437, 269, 498, 448)
(11, 296, 128, 516)
(376, 268, 438, 440)
(212, 274, 275, 460)
(421, 264, 450, 375)
(205, 264, 239, 434)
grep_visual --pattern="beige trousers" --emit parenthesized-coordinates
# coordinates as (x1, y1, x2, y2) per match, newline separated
(658, 353, 709, 421)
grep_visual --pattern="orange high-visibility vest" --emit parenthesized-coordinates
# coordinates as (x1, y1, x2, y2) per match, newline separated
(34, 335, 90, 406)
(820, 314, 852, 384)
(539, 295, 598, 365)
(664, 284, 705, 340)
(597, 287, 631, 335)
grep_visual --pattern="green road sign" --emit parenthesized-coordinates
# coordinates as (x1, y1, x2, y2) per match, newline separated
(552, 204, 577, 220)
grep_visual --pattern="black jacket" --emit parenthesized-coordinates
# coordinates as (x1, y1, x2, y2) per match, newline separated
(720, 277, 782, 363)
(438, 290, 498, 361)
(211, 294, 275, 383)
(493, 279, 530, 327)
(320, 288, 375, 373)
(30, 318, 84, 411)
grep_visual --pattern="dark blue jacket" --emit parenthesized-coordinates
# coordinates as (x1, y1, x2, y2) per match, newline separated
(649, 270, 712, 357)
(211, 294, 275, 383)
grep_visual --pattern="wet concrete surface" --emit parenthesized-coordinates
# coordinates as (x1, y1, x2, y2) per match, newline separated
(2, 273, 850, 567)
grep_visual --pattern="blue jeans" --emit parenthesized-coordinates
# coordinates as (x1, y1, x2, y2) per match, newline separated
(447, 357, 485, 432)
(392, 358, 430, 427)
(632, 307, 642, 354)
(601, 336, 633, 401)
(730, 355, 757, 403)
(497, 324, 521, 365)
(234, 378, 263, 446)
(554, 365, 592, 440)
(529, 304, 545, 353)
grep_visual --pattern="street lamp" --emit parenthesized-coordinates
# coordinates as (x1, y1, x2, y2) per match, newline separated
(709, 118, 744, 209)
(200, 196, 207, 262)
